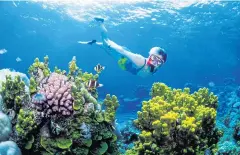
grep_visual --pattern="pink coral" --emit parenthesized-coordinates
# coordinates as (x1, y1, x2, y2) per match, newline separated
(32, 73, 74, 116)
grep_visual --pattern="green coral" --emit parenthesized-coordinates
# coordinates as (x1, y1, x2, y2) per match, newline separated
(68, 56, 82, 79)
(72, 147, 89, 155)
(29, 77, 37, 94)
(96, 142, 108, 155)
(81, 72, 94, 83)
(54, 66, 66, 75)
(0, 75, 28, 114)
(73, 97, 84, 111)
(82, 139, 92, 147)
(96, 112, 104, 123)
(16, 109, 37, 137)
(128, 82, 221, 155)
(24, 135, 35, 150)
(103, 94, 119, 123)
(56, 137, 72, 149)
(40, 137, 58, 154)
(28, 56, 50, 80)
(40, 137, 73, 154)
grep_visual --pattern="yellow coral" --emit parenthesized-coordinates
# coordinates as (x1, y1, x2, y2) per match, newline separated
(182, 117, 197, 132)
(132, 82, 220, 154)
(160, 111, 179, 122)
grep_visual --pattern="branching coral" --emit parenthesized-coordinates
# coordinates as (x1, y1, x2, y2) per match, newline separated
(15, 109, 37, 138)
(28, 56, 50, 79)
(103, 94, 119, 124)
(0, 75, 29, 117)
(127, 82, 222, 155)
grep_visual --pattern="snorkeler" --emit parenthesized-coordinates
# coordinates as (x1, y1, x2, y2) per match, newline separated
(78, 18, 167, 77)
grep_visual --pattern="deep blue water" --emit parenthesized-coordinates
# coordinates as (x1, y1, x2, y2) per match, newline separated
(0, 1, 240, 118)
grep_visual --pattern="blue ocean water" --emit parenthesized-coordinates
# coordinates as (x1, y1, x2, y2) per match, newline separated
(0, 1, 240, 154)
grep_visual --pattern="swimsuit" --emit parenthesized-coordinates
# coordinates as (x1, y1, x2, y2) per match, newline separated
(118, 56, 146, 75)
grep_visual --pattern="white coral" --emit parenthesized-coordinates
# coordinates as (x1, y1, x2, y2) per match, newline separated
(0, 112, 12, 142)
(0, 95, 2, 111)
(80, 122, 91, 139)
(0, 141, 21, 155)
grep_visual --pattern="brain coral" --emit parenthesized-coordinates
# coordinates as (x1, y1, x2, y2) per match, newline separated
(32, 73, 74, 116)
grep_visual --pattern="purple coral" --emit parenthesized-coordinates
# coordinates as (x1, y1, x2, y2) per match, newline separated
(32, 73, 74, 116)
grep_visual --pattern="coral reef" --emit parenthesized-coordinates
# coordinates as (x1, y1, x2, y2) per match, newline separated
(3, 57, 238, 154)
(0, 56, 119, 155)
(212, 81, 240, 154)
(126, 82, 222, 155)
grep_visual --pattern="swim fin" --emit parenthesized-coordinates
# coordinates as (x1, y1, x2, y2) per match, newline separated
(94, 17, 104, 23)
(78, 40, 96, 45)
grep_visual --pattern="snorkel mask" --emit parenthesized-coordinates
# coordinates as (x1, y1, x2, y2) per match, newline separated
(147, 47, 167, 73)
(148, 54, 164, 67)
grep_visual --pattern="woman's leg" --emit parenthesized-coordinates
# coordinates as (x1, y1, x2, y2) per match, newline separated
(94, 17, 109, 45)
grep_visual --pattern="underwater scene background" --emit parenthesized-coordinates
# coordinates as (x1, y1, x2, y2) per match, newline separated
(0, 1, 239, 155)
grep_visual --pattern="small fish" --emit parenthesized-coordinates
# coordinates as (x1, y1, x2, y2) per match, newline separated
(208, 81, 215, 87)
(86, 80, 103, 89)
(16, 57, 22, 62)
(0, 49, 7, 54)
(94, 64, 105, 73)
(72, 56, 76, 61)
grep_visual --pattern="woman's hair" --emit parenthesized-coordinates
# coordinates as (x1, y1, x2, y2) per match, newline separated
(149, 47, 167, 63)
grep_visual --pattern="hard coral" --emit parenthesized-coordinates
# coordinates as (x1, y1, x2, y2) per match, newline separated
(128, 82, 221, 155)
(15, 109, 37, 138)
(0, 112, 12, 142)
(103, 94, 119, 124)
(0, 141, 21, 155)
(32, 73, 74, 116)
(0, 75, 28, 114)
